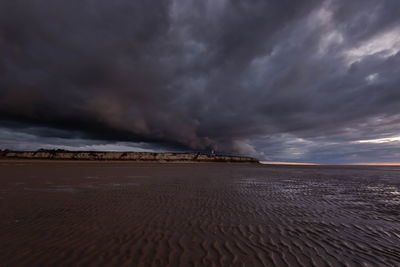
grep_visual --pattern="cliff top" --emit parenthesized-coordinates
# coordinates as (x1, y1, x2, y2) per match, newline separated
(0, 149, 259, 163)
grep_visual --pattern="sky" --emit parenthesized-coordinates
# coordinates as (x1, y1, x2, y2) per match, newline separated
(1, 0, 400, 164)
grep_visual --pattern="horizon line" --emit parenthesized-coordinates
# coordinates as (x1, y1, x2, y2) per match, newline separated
(261, 161, 400, 166)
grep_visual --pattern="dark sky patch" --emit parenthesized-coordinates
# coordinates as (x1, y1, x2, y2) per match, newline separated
(1, 0, 400, 163)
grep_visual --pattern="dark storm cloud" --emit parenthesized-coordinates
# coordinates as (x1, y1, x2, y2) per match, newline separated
(1, 0, 400, 163)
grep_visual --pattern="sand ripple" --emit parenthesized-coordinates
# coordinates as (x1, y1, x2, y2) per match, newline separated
(0, 162, 399, 266)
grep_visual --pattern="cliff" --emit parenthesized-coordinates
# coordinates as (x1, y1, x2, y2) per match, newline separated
(0, 150, 259, 163)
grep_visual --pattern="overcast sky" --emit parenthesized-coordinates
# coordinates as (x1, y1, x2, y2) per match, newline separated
(1, 0, 400, 164)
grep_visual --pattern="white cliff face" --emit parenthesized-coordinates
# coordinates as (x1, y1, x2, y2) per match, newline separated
(0, 150, 259, 163)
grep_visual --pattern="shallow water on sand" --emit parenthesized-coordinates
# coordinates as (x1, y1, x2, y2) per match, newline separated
(0, 162, 399, 266)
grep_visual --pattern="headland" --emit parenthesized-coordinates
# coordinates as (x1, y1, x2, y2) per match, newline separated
(0, 149, 259, 163)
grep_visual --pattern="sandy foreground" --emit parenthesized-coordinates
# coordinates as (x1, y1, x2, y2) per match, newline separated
(0, 162, 399, 266)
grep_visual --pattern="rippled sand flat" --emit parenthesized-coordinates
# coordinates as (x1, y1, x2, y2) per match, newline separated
(0, 162, 399, 266)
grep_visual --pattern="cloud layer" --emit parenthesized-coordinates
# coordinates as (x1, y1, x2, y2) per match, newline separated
(1, 0, 400, 163)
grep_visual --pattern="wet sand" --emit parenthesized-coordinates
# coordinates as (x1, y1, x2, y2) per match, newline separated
(0, 162, 399, 266)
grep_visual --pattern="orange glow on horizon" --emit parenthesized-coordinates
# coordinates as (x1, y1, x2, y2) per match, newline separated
(261, 162, 400, 166)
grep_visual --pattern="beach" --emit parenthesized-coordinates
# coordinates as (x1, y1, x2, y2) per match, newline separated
(1, 162, 399, 266)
